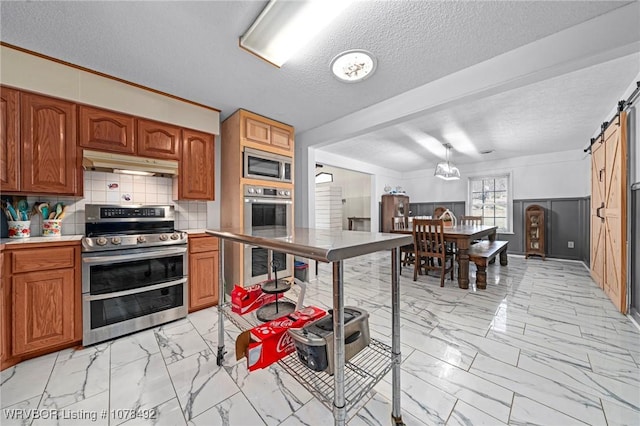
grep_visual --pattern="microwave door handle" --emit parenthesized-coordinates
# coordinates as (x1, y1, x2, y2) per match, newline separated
(82, 246, 187, 264)
(85, 278, 187, 301)
(245, 198, 292, 205)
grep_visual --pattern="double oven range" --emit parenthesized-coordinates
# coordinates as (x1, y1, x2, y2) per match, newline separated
(81, 204, 188, 346)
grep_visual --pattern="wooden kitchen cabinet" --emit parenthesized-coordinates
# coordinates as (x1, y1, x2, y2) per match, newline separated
(175, 129, 215, 200)
(241, 109, 294, 153)
(1, 250, 7, 366)
(21, 92, 79, 195)
(2, 242, 81, 368)
(13, 269, 76, 355)
(79, 105, 136, 154)
(1, 86, 20, 192)
(137, 118, 181, 160)
(188, 234, 219, 312)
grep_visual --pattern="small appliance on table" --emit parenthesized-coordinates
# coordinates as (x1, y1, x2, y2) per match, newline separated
(289, 306, 370, 375)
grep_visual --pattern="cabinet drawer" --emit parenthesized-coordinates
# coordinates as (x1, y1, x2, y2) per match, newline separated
(12, 247, 76, 273)
(189, 235, 219, 254)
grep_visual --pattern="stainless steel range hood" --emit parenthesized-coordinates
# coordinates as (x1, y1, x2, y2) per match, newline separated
(82, 149, 179, 176)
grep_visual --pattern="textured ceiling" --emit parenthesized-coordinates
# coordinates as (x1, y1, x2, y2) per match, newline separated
(1, 1, 638, 171)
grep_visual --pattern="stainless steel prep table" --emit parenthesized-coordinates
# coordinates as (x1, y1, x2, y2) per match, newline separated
(206, 227, 412, 426)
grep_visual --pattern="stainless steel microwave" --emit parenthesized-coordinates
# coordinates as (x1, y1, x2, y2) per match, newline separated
(243, 147, 292, 183)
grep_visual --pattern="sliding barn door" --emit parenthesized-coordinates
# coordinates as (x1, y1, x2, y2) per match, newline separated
(590, 112, 627, 313)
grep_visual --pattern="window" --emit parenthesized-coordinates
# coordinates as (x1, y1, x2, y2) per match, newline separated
(467, 174, 512, 233)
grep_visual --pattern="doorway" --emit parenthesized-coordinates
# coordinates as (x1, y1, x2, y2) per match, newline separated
(314, 164, 372, 231)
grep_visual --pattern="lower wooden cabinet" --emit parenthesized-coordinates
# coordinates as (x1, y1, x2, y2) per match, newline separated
(13, 269, 76, 355)
(188, 234, 219, 312)
(1, 241, 81, 370)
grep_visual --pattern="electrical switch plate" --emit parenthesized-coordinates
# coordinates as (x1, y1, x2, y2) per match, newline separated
(568, 241, 575, 248)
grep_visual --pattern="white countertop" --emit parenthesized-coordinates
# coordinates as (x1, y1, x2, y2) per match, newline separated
(0, 235, 84, 245)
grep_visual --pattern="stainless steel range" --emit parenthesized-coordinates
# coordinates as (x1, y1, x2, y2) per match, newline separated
(81, 204, 188, 346)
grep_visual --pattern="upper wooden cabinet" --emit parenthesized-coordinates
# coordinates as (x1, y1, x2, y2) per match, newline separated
(79, 105, 135, 154)
(1, 87, 20, 192)
(240, 110, 293, 154)
(175, 129, 215, 200)
(21, 92, 79, 195)
(137, 118, 181, 160)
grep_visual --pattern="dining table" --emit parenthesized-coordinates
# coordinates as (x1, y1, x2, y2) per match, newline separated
(391, 224, 498, 289)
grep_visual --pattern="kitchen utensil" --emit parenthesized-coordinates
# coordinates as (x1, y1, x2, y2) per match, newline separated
(54, 203, 63, 219)
(38, 202, 50, 219)
(56, 205, 68, 220)
(6, 201, 19, 221)
(48, 211, 56, 220)
(17, 199, 28, 217)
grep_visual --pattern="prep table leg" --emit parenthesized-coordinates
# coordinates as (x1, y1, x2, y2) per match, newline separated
(216, 238, 226, 366)
(332, 261, 346, 426)
(391, 248, 404, 425)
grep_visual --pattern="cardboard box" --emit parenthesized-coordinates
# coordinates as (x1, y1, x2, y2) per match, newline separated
(235, 306, 327, 371)
(231, 284, 283, 315)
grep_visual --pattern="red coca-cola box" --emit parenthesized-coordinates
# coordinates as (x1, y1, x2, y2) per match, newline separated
(235, 306, 326, 371)
(231, 284, 283, 315)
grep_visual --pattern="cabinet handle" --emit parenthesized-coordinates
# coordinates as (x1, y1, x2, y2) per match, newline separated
(599, 168, 605, 182)
(596, 202, 605, 222)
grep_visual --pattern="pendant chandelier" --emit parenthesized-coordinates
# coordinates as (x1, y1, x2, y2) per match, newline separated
(434, 143, 460, 181)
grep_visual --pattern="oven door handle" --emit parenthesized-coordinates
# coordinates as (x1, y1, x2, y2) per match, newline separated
(84, 278, 187, 301)
(82, 246, 187, 264)
(244, 198, 292, 204)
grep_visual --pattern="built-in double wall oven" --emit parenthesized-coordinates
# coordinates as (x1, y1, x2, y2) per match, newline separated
(243, 184, 293, 285)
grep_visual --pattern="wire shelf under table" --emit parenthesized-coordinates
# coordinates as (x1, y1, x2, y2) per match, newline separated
(220, 302, 393, 414)
(279, 339, 393, 414)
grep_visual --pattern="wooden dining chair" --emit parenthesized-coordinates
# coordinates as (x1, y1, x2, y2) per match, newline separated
(460, 215, 484, 246)
(460, 216, 482, 226)
(392, 217, 414, 274)
(412, 219, 455, 286)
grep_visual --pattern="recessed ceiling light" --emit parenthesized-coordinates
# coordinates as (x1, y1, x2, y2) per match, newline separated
(330, 50, 377, 83)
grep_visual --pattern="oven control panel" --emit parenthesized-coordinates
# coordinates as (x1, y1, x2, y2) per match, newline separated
(82, 231, 187, 252)
(244, 185, 291, 199)
(100, 207, 164, 218)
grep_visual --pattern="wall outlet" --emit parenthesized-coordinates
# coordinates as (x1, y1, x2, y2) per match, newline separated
(568, 241, 575, 248)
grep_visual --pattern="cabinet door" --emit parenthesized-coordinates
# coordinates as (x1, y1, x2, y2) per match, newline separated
(1, 87, 20, 192)
(1, 251, 6, 364)
(189, 250, 219, 312)
(21, 93, 77, 194)
(179, 129, 214, 200)
(79, 105, 135, 154)
(270, 125, 292, 150)
(13, 269, 75, 356)
(137, 119, 181, 160)
(245, 117, 271, 145)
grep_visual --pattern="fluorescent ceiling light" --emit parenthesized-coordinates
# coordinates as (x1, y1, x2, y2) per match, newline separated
(434, 144, 461, 181)
(240, 0, 353, 67)
(315, 172, 333, 184)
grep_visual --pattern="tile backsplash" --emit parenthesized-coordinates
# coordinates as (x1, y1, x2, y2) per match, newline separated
(1, 171, 207, 237)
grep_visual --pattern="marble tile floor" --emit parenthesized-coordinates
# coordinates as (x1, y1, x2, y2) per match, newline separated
(1, 253, 639, 425)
